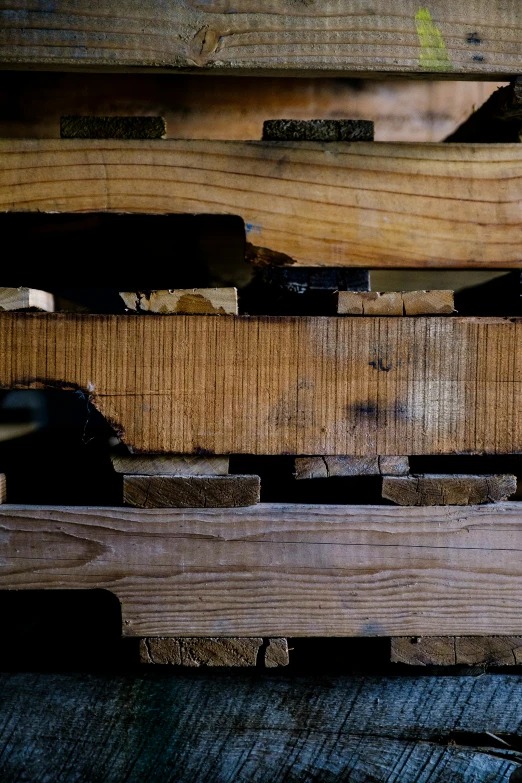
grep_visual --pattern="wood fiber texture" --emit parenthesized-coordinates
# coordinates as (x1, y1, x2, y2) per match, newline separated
(60, 116, 166, 140)
(4, 503, 522, 637)
(139, 637, 289, 667)
(382, 475, 518, 505)
(0, 1, 521, 77)
(0, 672, 521, 782)
(123, 475, 261, 508)
(111, 455, 229, 476)
(391, 636, 522, 666)
(120, 288, 238, 315)
(0, 139, 521, 268)
(0, 313, 520, 456)
(294, 455, 410, 479)
(262, 119, 374, 141)
(338, 290, 455, 315)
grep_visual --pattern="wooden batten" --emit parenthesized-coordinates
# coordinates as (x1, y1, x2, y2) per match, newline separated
(123, 475, 261, 508)
(111, 455, 229, 476)
(391, 636, 522, 666)
(0, 288, 54, 313)
(120, 289, 238, 315)
(382, 475, 517, 506)
(139, 637, 289, 667)
(294, 456, 409, 480)
(337, 291, 455, 316)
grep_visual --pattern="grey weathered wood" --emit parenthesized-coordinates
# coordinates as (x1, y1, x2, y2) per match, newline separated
(262, 119, 374, 142)
(392, 636, 522, 666)
(5, 503, 522, 637)
(294, 455, 409, 479)
(383, 475, 517, 506)
(60, 116, 166, 140)
(139, 637, 289, 667)
(123, 475, 260, 508)
(0, 672, 520, 782)
(111, 454, 229, 476)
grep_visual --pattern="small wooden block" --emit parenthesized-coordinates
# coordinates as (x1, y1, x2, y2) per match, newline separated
(0, 288, 54, 313)
(262, 119, 374, 142)
(139, 637, 289, 667)
(382, 475, 517, 506)
(0, 474, 5, 504)
(294, 456, 409, 480)
(111, 454, 229, 476)
(391, 636, 522, 666)
(337, 290, 454, 316)
(61, 115, 166, 139)
(120, 288, 238, 315)
(123, 475, 260, 508)
(391, 637, 456, 666)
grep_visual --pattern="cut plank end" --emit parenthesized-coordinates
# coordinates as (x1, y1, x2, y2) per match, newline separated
(111, 455, 229, 476)
(123, 474, 261, 508)
(120, 288, 238, 315)
(295, 456, 409, 480)
(337, 291, 455, 316)
(60, 116, 166, 139)
(0, 288, 54, 313)
(139, 637, 289, 667)
(262, 119, 374, 142)
(391, 636, 522, 666)
(382, 475, 517, 506)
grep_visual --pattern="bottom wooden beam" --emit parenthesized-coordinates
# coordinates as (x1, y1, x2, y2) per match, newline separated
(3, 503, 522, 638)
(1, 672, 521, 783)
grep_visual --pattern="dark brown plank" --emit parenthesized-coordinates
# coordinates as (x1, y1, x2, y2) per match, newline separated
(123, 475, 260, 508)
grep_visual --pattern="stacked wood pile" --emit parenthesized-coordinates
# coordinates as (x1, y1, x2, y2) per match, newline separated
(0, 2, 522, 781)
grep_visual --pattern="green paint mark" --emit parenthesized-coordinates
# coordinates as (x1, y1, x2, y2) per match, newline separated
(415, 8, 452, 71)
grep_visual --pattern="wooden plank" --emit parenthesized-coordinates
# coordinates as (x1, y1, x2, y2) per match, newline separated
(0, 287, 54, 312)
(294, 456, 409, 479)
(382, 475, 517, 505)
(0, 1, 521, 78)
(391, 636, 522, 665)
(0, 313, 521, 456)
(0, 672, 521, 783)
(338, 290, 455, 315)
(123, 475, 260, 508)
(0, 139, 521, 269)
(5, 503, 522, 637)
(111, 455, 229, 476)
(60, 116, 167, 140)
(120, 288, 238, 315)
(139, 637, 288, 667)
(262, 119, 374, 141)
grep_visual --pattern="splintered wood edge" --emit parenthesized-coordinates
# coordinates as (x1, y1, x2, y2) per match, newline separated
(120, 289, 238, 315)
(0, 288, 54, 313)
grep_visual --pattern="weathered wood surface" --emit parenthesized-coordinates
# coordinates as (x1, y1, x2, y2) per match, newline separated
(1, 313, 521, 456)
(338, 290, 455, 315)
(0, 672, 521, 783)
(0, 287, 54, 312)
(139, 637, 288, 667)
(0, 1, 521, 78)
(294, 455, 409, 480)
(112, 455, 229, 476)
(391, 636, 522, 666)
(382, 475, 517, 506)
(5, 503, 522, 637)
(120, 288, 238, 315)
(0, 139, 521, 269)
(60, 116, 167, 140)
(123, 475, 260, 508)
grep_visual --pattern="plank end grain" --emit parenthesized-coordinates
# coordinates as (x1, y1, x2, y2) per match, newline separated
(382, 475, 517, 506)
(120, 288, 238, 315)
(112, 455, 229, 476)
(61, 116, 167, 140)
(123, 475, 261, 508)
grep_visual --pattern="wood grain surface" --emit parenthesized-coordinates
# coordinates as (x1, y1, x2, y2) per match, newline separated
(0, 313, 520, 456)
(391, 635, 522, 665)
(0, 1, 521, 77)
(4, 502, 522, 637)
(382, 474, 518, 505)
(123, 475, 261, 508)
(0, 139, 521, 268)
(0, 672, 521, 782)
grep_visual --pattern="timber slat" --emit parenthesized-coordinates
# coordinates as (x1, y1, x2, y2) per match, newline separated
(4, 502, 522, 637)
(0, 1, 521, 78)
(0, 139, 520, 268)
(0, 672, 521, 782)
(0, 313, 520, 456)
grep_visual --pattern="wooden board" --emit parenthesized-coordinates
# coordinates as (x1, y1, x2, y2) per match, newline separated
(123, 475, 260, 508)
(0, 139, 521, 269)
(0, 672, 521, 783)
(391, 636, 522, 665)
(294, 455, 410, 479)
(0, 287, 54, 312)
(338, 290, 455, 315)
(120, 288, 238, 315)
(382, 474, 517, 505)
(0, 313, 521, 456)
(139, 637, 288, 667)
(111, 455, 229, 476)
(0, 1, 521, 78)
(4, 502, 522, 637)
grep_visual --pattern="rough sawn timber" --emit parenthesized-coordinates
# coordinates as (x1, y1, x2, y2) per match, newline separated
(0, 139, 521, 269)
(0, 313, 520, 456)
(4, 503, 522, 637)
(0, 1, 521, 78)
(0, 672, 521, 782)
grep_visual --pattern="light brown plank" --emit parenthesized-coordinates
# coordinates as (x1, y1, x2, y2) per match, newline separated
(338, 291, 455, 315)
(0, 313, 521, 456)
(111, 455, 229, 476)
(139, 637, 288, 667)
(391, 636, 522, 665)
(0, 288, 54, 312)
(0, 1, 520, 77)
(0, 139, 521, 269)
(382, 475, 517, 505)
(294, 456, 410, 480)
(4, 503, 522, 637)
(123, 475, 260, 508)
(120, 288, 238, 315)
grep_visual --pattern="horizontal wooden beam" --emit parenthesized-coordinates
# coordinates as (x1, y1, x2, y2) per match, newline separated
(0, 139, 520, 269)
(1, 313, 521, 456)
(3, 502, 522, 637)
(0, 1, 520, 78)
